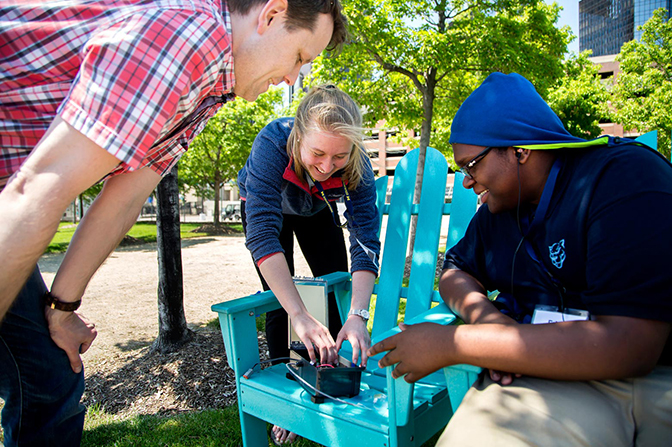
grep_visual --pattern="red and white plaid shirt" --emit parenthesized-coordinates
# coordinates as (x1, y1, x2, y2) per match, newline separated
(0, 0, 236, 188)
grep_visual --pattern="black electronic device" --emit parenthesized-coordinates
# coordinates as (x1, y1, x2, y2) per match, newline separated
(287, 342, 363, 404)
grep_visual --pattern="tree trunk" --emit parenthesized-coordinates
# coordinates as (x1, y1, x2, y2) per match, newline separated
(213, 171, 222, 228)
(153, 165, 192, 353)
(407, 71, 436, 260)
(79, 194, 85, 220)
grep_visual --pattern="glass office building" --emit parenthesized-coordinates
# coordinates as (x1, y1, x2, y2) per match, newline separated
(580, 0, 635, 56)
(580, 0, 671, 55)
(634, 0, 672, 39)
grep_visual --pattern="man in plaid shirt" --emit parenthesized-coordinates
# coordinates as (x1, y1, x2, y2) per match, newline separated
(0, 0, 347, 444)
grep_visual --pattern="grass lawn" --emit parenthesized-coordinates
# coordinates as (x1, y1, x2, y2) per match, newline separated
(82, 406, 247, 447)
(3, 381, 440, 447)
(46, 221, 243, 253)
(82, 404, 334, 447)
(81, 404, 440, 447)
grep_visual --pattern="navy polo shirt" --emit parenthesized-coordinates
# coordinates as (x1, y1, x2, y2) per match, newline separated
(445, 142, 672, 365)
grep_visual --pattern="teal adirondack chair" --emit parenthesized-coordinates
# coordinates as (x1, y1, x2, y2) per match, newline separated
(212, 147, 479, 446)
(635, 130, 657, 150)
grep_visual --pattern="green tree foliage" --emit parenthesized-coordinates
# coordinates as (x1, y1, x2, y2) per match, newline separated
(311, 0, 571, 167)
(613, 8, 672, 158)
(178, 88, 283, 225)
(547, 52, 613, 139)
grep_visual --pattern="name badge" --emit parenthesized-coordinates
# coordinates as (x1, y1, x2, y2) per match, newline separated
(531, 304, 589, 324)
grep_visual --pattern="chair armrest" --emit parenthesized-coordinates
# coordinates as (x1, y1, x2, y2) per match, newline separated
(359, 303, 458, 428)
(211, 289, 281, 317)
(368, 303, 481, 417)
(211, 271, 353, 372)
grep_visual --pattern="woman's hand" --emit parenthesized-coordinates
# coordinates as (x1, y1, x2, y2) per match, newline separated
(291, 311, 337, 364)
(336, 315, 371, 367)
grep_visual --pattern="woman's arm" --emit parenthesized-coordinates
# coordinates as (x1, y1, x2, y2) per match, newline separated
(259, 253, 338, 364)
(336, 270, 375, 366)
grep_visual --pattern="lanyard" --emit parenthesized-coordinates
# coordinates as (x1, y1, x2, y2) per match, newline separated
(311, 176, 378, 269)
(311, 177, 355, 228)
(521, 156, 562, 236)
(520, 157, 567, 305)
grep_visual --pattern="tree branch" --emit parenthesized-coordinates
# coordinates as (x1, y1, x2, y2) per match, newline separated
(367, 48, 426, 94)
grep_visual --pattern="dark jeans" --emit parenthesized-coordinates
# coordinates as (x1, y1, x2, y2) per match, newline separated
(0, 266, 85, 447)
(241, 202, 348, 361)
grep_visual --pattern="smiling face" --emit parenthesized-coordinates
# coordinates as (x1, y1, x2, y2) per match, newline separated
(232, 10, 334, 101)
(299, 130, 352, 182)
(453, 143, 521, 214)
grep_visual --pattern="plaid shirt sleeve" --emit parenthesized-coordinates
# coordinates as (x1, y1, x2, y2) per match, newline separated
(58, 5, 234, 176)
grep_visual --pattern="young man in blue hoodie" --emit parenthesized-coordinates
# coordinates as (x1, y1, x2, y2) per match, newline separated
(370, 72, 672, 445)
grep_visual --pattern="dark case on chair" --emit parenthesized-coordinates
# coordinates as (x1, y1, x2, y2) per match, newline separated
(288, 342, 363, 404)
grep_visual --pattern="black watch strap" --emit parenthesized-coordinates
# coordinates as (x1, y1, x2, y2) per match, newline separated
(44, 291, 81, 312)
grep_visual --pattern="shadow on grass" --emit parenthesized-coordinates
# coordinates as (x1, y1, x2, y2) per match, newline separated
(39, 237, 224, 274)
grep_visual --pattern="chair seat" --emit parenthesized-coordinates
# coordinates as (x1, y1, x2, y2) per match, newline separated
(240, 363, 452, 441)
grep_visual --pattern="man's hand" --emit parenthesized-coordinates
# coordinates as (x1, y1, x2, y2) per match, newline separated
(336, 315, 371, 367)
(45, 307, 97, 373)
(368, 322, 454, 383)
(291, 312, 337, 364)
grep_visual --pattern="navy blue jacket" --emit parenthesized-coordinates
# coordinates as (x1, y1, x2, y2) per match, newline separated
(238, 117, 380, 274)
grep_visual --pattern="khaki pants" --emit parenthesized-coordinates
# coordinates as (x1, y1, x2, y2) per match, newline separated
(438, 366, 672, 447)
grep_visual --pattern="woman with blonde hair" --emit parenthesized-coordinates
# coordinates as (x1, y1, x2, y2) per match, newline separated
(238, 84, 380, 444)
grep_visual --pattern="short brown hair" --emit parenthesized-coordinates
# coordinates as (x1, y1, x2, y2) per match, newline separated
(228, 0, 348, 53)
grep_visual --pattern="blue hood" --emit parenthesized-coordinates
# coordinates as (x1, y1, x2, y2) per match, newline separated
(450, 72, 589, 149)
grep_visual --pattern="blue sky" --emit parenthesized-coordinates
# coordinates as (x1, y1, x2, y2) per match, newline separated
(548, 0, 580, 54)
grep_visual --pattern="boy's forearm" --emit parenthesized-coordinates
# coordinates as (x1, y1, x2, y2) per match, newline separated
(450, 316, 670, 380)
(375, 315, 669, 383)
(439, 268, 513, 325)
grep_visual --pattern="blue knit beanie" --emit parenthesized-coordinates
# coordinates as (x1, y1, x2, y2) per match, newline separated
(450, 73, 589, 149)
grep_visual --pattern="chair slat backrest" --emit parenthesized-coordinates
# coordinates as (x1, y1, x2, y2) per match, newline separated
(404, 149, 448, 320)
(446, 172, 478, 252)
(375, 175, 389, 238)
(635, 130, 657, 150)
(372, 147, 449, 336)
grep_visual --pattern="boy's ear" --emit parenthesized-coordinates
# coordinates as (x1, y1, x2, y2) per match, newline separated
(256, 0, 289, 34)
(516, 148, 531, 164)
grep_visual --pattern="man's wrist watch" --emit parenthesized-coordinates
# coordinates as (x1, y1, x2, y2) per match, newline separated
(348, 309, 370, 322)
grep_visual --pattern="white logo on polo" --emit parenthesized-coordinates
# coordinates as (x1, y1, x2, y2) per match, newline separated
(549, 239, 566, 269)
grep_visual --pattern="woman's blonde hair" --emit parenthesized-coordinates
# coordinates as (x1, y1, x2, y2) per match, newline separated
(287, 84, 366, 190)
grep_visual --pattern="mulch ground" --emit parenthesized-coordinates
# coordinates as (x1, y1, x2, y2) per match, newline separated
(82, 328, 267, 418)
